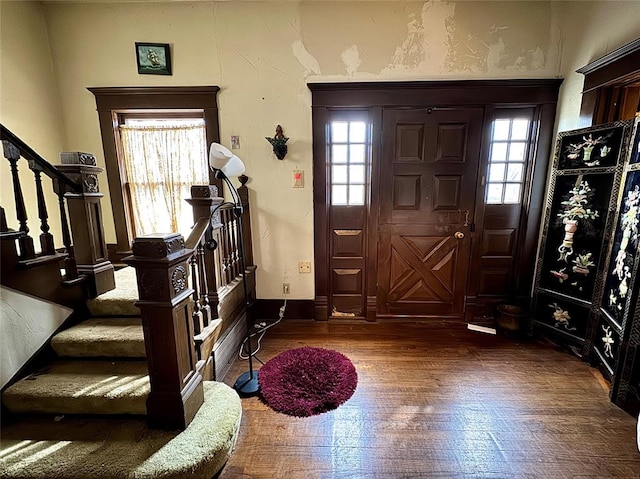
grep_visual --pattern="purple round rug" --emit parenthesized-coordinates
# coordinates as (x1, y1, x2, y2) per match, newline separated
(259, 347, 357, 417)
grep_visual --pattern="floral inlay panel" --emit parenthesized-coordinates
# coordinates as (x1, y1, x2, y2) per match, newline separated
(557, 125, 624, 170)
(603, 170, 640, 324)
(539, 173, 614, 301)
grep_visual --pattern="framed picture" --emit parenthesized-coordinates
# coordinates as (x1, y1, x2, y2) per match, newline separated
(135, 43, 171, 75)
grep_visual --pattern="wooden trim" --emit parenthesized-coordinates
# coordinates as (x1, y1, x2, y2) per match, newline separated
(577, 39, 640, 126)
(308, 80, 562, 107)
(256, 299, 314, 320)
(88, 86, 221, 253)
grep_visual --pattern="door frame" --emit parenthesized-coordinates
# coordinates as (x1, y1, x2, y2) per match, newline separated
(310, 80, 562, 321)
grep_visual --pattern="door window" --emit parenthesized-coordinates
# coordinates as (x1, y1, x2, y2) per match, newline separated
(486, 118, 531, 204)
(330, 121, 369, 206)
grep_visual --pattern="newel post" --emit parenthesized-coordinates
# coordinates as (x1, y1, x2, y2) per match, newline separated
(124, 233, 204, 430)
(237, 174, 254, 267)
(186, 185, 224, 316)
(55, 152, 115, 297)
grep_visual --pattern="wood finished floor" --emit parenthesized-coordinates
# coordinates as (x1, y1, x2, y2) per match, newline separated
(218, 320, 640, 479)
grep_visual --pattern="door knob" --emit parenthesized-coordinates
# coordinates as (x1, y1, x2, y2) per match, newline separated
(454, 231, 465, 239)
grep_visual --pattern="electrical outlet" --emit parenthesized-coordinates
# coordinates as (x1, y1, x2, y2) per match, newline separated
(283, 283, 290, 295)
(298, 261, 311, 273)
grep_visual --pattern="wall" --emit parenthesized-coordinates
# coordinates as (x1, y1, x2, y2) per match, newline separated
(3, 1, 638, 301)
(0, 286, 72, 388)
(554, 1, 640, 132)
(0, 1, 67, 243)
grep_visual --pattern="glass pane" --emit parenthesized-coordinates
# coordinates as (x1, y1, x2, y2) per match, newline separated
(488, 163, 506, 182)
(506, 163, 523, 182)
(332, 165, 348, 184)
(350, 122, 366, 143)
(509, 142, 526, 161)
(504, 183, 521, 204)
(332, 122, 348, 143)
(486, 183, 503, 204)
(332, 185, 347, 205)
(332, 144, 348, 163)
(349, 165, 365, 184)
(350, 144, 365, 163)
(493, 120, 510, 141)
(511, 119, 529, 140)
(349, 185, 365, 205)
(491, 143, 507, 162)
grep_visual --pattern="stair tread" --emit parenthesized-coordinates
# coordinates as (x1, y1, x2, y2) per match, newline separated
(2, 360, 149, 415)
(0, 382, 241, 479)
(52, 317, 146, 358)
(87, 266, 139, 316)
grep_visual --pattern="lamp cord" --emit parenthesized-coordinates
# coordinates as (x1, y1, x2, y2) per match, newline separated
(238, 296, 287, 361)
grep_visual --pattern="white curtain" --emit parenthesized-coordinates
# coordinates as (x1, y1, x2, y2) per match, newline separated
(119, 122, 208, 237)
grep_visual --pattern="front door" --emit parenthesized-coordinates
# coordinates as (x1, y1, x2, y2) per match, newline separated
(376, 108, 483, 319)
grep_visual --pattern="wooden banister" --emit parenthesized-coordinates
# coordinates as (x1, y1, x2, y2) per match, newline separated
(123, 234, 204, 430)
(1, 124, 115, 305)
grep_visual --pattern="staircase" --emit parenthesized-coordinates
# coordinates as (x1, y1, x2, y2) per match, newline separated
(0, 267, 242, 479)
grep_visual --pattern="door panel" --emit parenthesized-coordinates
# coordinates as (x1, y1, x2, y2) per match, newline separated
(377, 108, 483, 318)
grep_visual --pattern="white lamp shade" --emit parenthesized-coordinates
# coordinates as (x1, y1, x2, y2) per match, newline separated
(209, 142, 245, 177)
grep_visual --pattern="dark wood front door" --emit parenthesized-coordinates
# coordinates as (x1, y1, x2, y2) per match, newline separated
(377, 108, 483, 318)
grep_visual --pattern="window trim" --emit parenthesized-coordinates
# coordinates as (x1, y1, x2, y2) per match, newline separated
(88, 86, 220, 257)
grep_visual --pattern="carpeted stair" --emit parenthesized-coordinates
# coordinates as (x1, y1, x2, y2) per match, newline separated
(1, 267, 241, 479)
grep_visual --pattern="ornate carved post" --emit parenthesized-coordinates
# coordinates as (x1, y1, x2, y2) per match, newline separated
(186, 185, 224, 318)
(124, 234, 204, 430)
(3, 141, 35, 259)
(55, 152, 114, 297)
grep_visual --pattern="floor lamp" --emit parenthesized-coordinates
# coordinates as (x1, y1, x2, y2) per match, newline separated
(209, 143, 259, 396)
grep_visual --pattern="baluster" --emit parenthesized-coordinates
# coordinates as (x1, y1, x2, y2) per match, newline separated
(190, 251, 203, 334)
(3, 141, 35, 259)
(197, 242, 211, 327)
(222, 210, 232, 285)
(28, 161, 55, 255)
(229, 213, 239, 278)
(54, 183, 78, 279)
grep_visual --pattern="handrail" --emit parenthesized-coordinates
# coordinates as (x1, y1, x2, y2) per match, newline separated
(1, 124, 80, 192)
(185, 217, 211, 250)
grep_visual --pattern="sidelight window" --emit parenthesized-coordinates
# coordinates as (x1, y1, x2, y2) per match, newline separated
(485, 118, 531, 204)
(329, 120, 369, 206)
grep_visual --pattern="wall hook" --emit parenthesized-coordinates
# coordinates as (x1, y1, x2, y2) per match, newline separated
(265, 125, 288, 160)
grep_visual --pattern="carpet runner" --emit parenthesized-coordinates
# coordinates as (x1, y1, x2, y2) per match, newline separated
(0, 266, 241, 479)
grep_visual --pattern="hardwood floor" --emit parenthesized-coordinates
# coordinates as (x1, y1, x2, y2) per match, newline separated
(218, 320, 640, 478)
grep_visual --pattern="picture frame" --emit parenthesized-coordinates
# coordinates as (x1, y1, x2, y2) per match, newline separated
(135, 42, 172, 75)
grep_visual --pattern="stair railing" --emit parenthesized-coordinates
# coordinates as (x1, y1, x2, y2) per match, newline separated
(1, 124, 115, 303)
(124, 177, 256, 430)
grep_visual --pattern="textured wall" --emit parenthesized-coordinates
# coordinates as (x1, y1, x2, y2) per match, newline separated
(2, 1, 639, 300)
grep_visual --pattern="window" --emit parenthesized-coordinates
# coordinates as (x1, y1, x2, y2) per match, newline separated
(485, 118, 530, 204)
(329, 120, 369, 206)
(119, 116, 208, 237)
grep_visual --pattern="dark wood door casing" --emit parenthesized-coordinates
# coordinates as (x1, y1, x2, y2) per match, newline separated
(310, 80, 561, 322)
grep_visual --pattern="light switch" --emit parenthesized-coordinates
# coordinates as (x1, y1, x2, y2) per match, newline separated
(292, 170, 304, 188)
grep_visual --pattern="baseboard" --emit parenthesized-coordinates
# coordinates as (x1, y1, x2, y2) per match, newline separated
(256, 299, 314, 320)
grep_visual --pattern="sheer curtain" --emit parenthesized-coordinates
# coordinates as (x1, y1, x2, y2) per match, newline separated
(119, 121, 208, 237)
